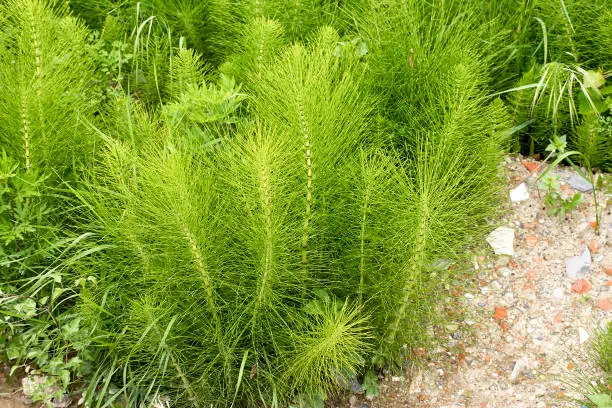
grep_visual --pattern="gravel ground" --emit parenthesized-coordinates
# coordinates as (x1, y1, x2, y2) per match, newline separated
(341, 155, 611, 408)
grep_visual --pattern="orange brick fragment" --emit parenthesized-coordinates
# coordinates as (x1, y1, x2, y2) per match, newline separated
(522, 160, 539, 173)
(458, 352, 466, 363)
(597, 299, 612, 312)
(494, 307, 507, 321)
(571, 279, 591, 294)
(500, 321, 508, 333)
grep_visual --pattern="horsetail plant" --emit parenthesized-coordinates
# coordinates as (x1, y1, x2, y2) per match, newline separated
(0, 0, 98, 176)
(0, 1, 522, 406)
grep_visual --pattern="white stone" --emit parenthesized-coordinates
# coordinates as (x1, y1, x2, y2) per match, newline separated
(566, 247, 591, 278)
(510, 183, 530, 202)
(552, 287, 564, 299)
(510, 356, 529, 383)
(579, 327, 590, 345)
(487, 227, 515, 256)
(568, 174, 593, 192)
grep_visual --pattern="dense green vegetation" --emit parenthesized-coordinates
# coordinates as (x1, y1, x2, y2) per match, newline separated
(0, 0, 609, 406)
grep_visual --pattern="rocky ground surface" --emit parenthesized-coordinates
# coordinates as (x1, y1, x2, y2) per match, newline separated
(340, 155, 611, 408)
(1, 155, 611, 408)
(0, 366, 30, 408)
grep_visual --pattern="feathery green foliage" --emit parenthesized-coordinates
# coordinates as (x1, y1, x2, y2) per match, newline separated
(0, 0, 98, 174)
(572, 116, 612, 170)
(4, 0, 609, 406)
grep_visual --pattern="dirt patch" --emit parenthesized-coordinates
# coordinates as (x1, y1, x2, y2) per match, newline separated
(0, 367, 31, 408)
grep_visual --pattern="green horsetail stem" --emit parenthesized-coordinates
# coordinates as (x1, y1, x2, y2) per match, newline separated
(255, 151, 274, 312)
(386, 195, 428, 345)
(358, 186, 370, 305)
(298, 99, 313, 267)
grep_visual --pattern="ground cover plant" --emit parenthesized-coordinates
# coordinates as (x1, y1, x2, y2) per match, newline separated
(0, 0, 609, 407)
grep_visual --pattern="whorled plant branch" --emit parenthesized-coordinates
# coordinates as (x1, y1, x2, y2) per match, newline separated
(386, 195, 428, 345)
(255, 158, 274, 311)
(298, 98, 313, 268)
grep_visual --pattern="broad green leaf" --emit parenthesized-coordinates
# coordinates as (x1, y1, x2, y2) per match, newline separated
(588, 393, 612, 408)
(12, 298, 36, 319)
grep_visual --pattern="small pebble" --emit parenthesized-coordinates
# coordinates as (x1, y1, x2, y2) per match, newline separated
(510, 183, 530, 202)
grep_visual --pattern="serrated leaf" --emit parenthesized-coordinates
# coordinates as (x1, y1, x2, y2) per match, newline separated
(61, 318, 81, 340)
(6, 340, 22, 360)
(60, 369, 71, 389)
(51, 288, 65, 301)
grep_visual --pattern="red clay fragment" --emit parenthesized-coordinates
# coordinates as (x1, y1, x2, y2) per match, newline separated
(458, 352, 466, 363)
(589, 239, 600, 254)
(493, 307, 507, 321)
(522, 160, 539, 173)
(597, 299, 612, 312)
(571, 279, 591, 294)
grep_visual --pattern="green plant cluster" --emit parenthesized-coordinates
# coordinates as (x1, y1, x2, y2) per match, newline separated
(0, 0, 608, 407)
(489, 0, 612, 169)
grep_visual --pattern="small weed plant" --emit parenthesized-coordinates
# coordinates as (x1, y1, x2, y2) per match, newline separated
(540, 174, 583, 219)
(537, 134, 602, 229)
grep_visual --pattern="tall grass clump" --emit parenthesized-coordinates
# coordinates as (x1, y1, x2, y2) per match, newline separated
(72, 28, 377, 406)
(487, 0, 612, 164)
(355, 0, 509, 359)
(0, 0, 101, 282)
